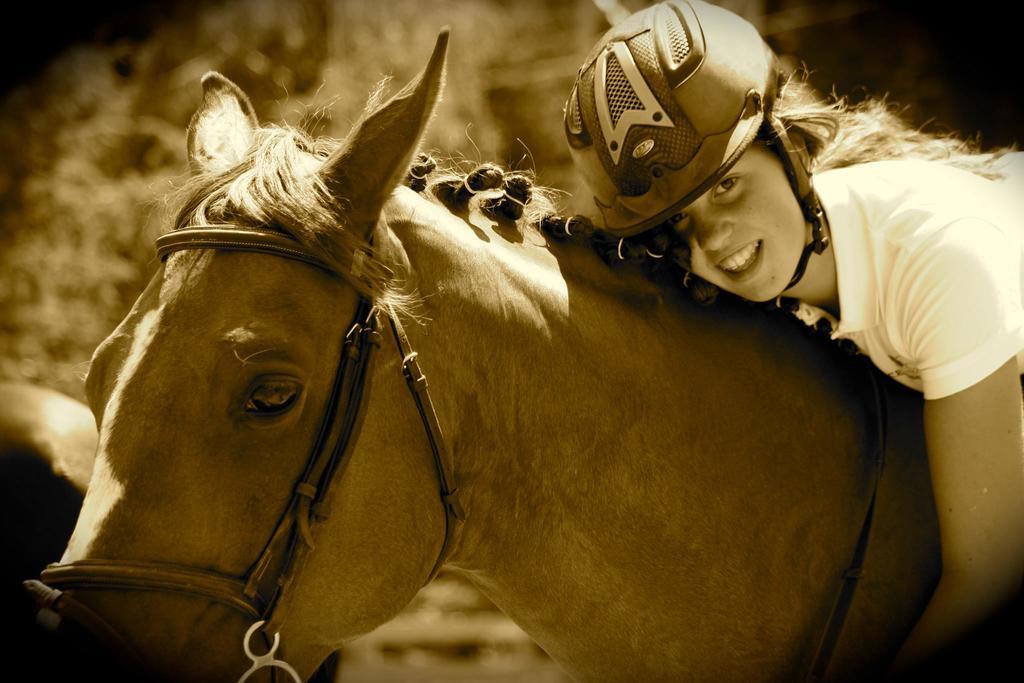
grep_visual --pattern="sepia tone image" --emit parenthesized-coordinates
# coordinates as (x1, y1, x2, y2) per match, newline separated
(1, 0, 1021, 681)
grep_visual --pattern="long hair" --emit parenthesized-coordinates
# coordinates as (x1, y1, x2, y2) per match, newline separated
(779, 74, 1015, 180)
(674, 72, 1019, 305)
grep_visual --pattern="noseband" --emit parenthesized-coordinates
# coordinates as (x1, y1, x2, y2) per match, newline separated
(27, 225, 465, 678)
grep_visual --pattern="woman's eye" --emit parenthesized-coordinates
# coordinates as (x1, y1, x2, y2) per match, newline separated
(243, 380, 301, 416)
(715, 176, 738, 196)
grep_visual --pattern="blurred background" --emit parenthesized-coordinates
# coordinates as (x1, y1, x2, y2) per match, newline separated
(0, 1, 1020, 680)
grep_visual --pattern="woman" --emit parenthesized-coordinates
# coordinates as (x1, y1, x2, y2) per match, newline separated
(560, 0, 1024, 675)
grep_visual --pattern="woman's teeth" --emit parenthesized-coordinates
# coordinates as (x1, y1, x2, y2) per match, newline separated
(719, 241, 760, 273)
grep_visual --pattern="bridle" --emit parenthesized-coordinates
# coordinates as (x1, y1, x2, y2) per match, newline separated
(25, 224, 465, 680)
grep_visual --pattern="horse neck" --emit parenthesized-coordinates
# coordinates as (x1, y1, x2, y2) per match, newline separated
(376, 189, 872, 677)
(377, 189, 670, 541)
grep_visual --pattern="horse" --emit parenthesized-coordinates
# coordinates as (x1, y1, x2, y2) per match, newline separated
(25, 29, 1014, 682)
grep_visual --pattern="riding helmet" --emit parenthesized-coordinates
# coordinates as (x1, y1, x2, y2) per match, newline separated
(564, 0, 822, 243)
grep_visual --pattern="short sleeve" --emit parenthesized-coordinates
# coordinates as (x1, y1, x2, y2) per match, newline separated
(888, 218, 1024, 399)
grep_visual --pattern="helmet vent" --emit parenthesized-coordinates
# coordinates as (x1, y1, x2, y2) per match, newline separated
(665, 11, 691, 67)
(567, 86, 583, 134)
(605, 53, 644, 128)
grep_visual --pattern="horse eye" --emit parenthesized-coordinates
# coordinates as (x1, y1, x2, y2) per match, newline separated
(243, 380, 301, 416)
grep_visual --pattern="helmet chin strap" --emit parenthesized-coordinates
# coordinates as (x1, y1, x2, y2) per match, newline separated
(760, 115, 830, 292)
(785, 207, 829, 291)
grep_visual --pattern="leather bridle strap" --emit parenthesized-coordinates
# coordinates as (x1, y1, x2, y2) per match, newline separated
(31, 295, 377, 675)
(243, 298, 381, 635)
(24, 576, 149, 675)
(388, 314, 466, 582)
(35, 560, 260, 618)
(807, 358, 888, 681)
(30, 225, 462, 662)
(153, 226, 335, 272)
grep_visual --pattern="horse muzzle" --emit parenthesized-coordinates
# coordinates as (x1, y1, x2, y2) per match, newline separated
(23, 562, 293, 682)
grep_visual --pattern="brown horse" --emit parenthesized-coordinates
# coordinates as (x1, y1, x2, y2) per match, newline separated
(26, 31, 959, 682)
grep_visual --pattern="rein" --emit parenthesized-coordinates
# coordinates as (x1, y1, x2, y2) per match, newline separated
(26, 224, 465, 680)
(807, 356, 888, 681)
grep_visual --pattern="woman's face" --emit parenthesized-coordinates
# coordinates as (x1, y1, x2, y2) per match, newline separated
(677, 142, 807, 302)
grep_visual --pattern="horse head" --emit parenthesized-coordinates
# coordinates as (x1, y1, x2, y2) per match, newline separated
(28, 31, 457, 681)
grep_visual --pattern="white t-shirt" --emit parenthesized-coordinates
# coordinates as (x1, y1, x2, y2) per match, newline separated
(793, 153, 1024, 400)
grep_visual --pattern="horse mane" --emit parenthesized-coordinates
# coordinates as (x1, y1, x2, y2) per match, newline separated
(165, 124, 845, 355)
(162, 88, 813, 344)
(166, 121, 406, 312)
(166, 108, 578, 316)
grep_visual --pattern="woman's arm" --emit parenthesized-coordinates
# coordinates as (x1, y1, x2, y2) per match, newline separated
(889, 356, 1024, 673)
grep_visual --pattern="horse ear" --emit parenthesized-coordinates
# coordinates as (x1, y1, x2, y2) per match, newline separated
(186, 72, 258, 175)
(320, 29, 449, 239)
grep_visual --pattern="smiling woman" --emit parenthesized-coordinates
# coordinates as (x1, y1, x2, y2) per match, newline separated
(560, 0, 1024, 677)
(673, 142, 811, 303)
